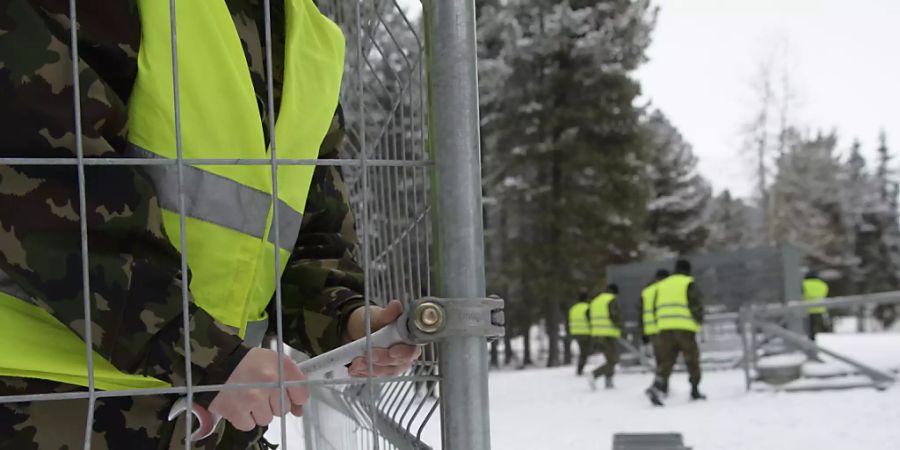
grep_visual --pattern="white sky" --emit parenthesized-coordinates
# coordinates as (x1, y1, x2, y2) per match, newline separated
(638, 0, 900, 198)
(398, 1, 900, 198)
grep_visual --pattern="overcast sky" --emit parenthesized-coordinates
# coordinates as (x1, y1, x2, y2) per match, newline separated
(397, 1, 900, 198)
(638, 0, 900, 198)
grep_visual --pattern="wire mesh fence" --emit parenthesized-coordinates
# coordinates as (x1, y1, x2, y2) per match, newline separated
(0, 1, 489, 449)
(304, 1, 440, 448)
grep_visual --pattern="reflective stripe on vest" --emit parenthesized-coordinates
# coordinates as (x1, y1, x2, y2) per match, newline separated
(589, 293, 621, 337)
(0, 0, 345, 391)
(655, 274, 700, 333)
(568, 303, 590, 336)
(125, 144, 302, 252)
(642, 283, 659, 336)
(803, 278, 829, 314)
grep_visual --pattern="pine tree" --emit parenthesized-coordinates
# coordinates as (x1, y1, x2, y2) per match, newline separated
(704, 190, 754, 252)
(643, 110, 712, 256)
(871, 132, 900, 293)
(478, 0, 657, 367)
(770, 132, 857, 293)
(842, 141, 878, 293)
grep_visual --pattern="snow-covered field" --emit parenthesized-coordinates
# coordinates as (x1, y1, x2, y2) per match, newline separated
(269, 333, 900, 449)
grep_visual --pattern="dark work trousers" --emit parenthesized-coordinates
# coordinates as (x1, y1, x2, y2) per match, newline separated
(654, 330, 701, 388)
(590, 337, 619, 379)
(807, 313, 827, 341)
(574, 336, 592, 375)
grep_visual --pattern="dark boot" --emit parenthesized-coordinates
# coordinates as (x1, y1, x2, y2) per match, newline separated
(604, 376, 614, 389)
(645, 379, 666, 406)
(690, 384, 707, 401)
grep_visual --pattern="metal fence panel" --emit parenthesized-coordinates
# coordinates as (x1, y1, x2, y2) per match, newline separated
(0, 0, 491, 449)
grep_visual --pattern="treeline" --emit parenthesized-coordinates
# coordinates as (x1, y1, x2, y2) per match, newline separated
(475, 0, 900, 367)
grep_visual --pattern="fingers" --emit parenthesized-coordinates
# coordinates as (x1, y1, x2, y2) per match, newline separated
(251, 402, 274, 427)
(389, 344, 422, 361)
(269, 392, 289, 417)
(228, 410, 256, 432)
(209, 348, 312, 433)
(282, 356, 310, 408)
(375, 300, 404, 328)
(348, 343, 422, 378)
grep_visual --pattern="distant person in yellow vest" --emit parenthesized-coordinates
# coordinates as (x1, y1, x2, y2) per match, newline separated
(645, 259, 705, 406)
(802, 271, 830, 341)
(587, 284, 623, 390)
(639, 269, 670, 367)
(567, 291, 592, 375)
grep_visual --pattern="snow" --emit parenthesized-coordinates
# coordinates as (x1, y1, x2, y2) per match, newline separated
(756, 352, 806, 369)
(266, 333, 900, 449)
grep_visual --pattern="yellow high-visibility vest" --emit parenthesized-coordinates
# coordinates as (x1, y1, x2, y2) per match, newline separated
(0, 0, 344, 391)
(642, 282, 659, 336)
(568, 302, 590, 336)
(803, 278, 829, 315)
(589, 293, 621, 338)
(655, 274, 700, 333)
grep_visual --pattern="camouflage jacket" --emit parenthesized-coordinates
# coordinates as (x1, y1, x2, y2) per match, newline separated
(0, 0, 364, 391)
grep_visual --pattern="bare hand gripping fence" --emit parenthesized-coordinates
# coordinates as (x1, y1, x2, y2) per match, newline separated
(168, 297, 505, 442)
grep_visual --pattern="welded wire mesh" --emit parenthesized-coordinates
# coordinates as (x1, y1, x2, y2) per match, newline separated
(0, 0, 445, 449)
(305, 2, 440, 449)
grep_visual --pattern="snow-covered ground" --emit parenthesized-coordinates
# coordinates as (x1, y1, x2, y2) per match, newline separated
(268, 333, 900, 449)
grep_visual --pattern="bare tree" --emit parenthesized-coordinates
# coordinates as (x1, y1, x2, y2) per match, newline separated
(742, 39, 801, 244)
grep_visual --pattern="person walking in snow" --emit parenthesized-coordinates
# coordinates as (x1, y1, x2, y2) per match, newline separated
(645, 259, 705, 406)
(588, 284, 623, 390)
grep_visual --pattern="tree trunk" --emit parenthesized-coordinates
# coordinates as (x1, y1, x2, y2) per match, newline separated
(544, 147, 563, 368)
(563, 332, 572, 365)
(490, 339, 499, 368)
(503, 333, 514, 365)
(521, 330, 533, 368)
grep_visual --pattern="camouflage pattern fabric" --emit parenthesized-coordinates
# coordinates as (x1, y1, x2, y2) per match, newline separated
(0, 0, 364, 447)
(0, 377, 268, 450)
(590, 337, 619, 379)
(654, 330, 701, 387)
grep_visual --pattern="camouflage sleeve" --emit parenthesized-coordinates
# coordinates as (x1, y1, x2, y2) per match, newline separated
(275, 108, 367, 356)
(688, 282, 705, 325)
(0, 0, 248, 391)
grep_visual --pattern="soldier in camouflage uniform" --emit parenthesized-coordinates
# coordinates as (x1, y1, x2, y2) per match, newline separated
(645, 260, 706, 406)
(0, 1, 419, 448)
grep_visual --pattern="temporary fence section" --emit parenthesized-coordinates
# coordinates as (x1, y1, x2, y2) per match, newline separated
(738, 291, 900, 393)
(306, 1, 438, 447)
(0, 1, 496, 450)
(606, 246, 804, 366)
(602, 246, 806, 373)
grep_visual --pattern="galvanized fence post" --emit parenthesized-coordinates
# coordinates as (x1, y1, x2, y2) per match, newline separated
(422, 1, 492, 449)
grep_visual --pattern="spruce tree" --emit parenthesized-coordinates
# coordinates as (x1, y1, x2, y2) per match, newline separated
(705, 190, 754, 252)
(770, 132, 857, 293)
(643, 110, 712, 256)
(478, 0, 657, 366)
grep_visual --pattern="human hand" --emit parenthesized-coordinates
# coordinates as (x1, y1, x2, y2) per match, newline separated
(345, 300, 423, 377)
(208, 348, 309, 431)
